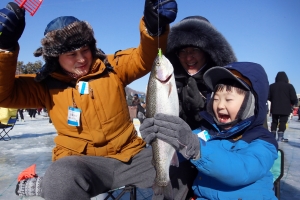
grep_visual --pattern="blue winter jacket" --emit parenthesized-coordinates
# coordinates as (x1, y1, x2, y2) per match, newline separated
(190, 62, 278, 200)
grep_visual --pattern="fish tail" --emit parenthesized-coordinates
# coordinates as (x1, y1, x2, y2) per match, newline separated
(152, 181, 173, 200)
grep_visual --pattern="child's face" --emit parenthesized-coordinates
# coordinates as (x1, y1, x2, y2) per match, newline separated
(213, 88, 245, 130)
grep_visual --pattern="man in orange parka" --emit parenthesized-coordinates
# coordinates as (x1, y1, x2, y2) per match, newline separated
(0, 1, 196, 200)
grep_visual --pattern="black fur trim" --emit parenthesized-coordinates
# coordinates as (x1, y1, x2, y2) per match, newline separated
(166, 16, 237, 73)
(33, 47, 43, 57)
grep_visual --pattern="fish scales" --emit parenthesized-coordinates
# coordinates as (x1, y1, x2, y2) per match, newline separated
(146, 53, 179, 200)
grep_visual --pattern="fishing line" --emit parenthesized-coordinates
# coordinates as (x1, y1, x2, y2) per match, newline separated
(157, 0, 161, 49)
(157, 0, 162, 57)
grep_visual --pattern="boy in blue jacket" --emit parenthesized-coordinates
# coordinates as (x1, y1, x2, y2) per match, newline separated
(141, 62, 278, 199)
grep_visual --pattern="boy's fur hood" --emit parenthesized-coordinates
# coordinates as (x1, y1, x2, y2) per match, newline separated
(166, 16, 237, 75)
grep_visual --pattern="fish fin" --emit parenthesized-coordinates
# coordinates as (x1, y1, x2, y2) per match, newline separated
(153, 181, 174, 200)
(170, 151, 179, 167)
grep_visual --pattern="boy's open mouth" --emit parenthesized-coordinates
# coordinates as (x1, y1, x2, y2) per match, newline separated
(218, 114, 230, 123)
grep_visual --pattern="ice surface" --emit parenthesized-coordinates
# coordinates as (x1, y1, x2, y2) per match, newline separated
(0, 111, 55, 200)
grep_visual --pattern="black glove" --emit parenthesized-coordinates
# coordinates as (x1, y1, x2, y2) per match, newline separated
(0, 2, 25, 50)
(140, 113, 200, 160)
(184, 77, 205, 120)
(144, 0, 177, 36)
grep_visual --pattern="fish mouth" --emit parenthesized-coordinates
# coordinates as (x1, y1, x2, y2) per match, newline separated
(156, 74, 172, 83)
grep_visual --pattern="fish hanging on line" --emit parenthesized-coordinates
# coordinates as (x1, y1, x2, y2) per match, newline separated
(145, 49, 179, 200)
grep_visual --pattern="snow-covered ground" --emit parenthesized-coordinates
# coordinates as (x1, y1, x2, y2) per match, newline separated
(0, 111, 55, 200)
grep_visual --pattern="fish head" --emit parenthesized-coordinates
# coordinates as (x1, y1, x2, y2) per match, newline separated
(153, 54, 174, 83)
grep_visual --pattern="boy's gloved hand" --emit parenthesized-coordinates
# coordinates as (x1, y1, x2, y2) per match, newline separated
(184, 77, 205, 120)
(0, 2, 25, 50)
(140, 113, 200, 160)
(144, 0, 177, 36)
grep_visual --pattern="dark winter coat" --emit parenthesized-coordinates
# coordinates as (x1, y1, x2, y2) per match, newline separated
(268, 71, 298, 115)
(165, 16, 237, 129)
(191, 62, 278, 199)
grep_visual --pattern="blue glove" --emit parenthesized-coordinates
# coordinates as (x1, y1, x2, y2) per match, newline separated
(144, 0, 177, 36)
(0, 2, 25, 50)
(140, 113, 200, 160)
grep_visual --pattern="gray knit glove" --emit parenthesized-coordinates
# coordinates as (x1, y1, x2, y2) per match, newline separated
(140, 113, 200, 160)
(15, 177, 43, 196)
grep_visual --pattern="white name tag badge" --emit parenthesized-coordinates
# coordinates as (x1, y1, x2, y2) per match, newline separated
(77, 81, 89, 95)
(67, 107, 81, 126)
(197, 130, 210, 142)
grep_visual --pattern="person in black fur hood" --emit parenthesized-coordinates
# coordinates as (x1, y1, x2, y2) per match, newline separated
(165, 16, 237, 130)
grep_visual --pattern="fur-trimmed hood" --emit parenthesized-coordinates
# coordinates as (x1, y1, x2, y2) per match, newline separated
(166, 16, 237, 75)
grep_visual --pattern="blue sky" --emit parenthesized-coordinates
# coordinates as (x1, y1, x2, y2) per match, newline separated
(1, 0, 299, 94)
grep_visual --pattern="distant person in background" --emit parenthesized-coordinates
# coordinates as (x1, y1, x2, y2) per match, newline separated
(297, 105, 300, 121)
(141, 101, 146, 112)
(16, 109, 25, 122)
(131, 93, 140, 106)
(268, 71, 298, 142)
(37, 108, 42, 115)
(165, 16, 237, 130)
(128, 94, 140, 121)
(28, 108, 37, 119)
(137, 102, 146, 123)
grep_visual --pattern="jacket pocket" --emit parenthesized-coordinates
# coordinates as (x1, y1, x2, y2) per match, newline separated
(52, 145, 83, 161)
